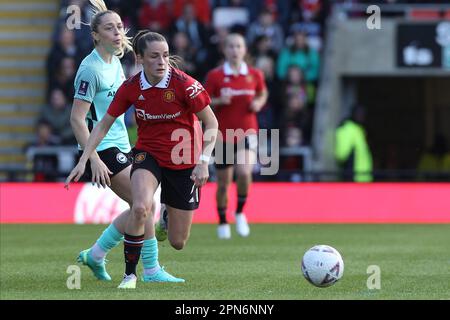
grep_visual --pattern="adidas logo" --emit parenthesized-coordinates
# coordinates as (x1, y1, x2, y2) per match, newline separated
(189, 185, 199, 203)
(138, 95, 145, 101)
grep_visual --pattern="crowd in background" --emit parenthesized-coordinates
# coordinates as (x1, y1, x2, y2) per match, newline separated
(38, 0, 445, 181)
(39, 0, 329, 181)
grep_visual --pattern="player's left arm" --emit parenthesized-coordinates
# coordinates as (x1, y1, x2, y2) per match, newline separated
(249, 70, 269, 113)
(190, 106, 218, 187)
(249, 89, 268, 113)
(196, 105, 218, 161)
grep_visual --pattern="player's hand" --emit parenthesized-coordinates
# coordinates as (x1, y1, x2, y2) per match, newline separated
(190, 163, 209, 187)
(64, 161, 87, 190)
(89, 157, 113, 188)
(249, 100, 263, 113)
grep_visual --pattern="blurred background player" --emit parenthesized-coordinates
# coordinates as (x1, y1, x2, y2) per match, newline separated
(67, 31, 218, 289)
(204, 33, 268, 239)
(67, 0, 158, 285)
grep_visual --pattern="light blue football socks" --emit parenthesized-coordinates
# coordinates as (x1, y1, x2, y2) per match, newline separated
(141, 237, 185, 283)
(142, 237, 161, 276)
(90, 223, 124, 263)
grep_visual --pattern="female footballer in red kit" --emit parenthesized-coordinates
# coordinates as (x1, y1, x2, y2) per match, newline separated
(67, 31, 218, 288)
(204, 33, 268, 239)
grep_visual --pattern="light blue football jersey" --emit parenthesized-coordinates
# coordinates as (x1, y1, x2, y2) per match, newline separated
(74, 48, 131, 153)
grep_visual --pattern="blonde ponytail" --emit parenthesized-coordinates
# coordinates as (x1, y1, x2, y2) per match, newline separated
(88, 0, 132, 58)
(89, 0, 108, 14)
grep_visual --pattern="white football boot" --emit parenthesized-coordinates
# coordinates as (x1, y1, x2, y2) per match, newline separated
(117, 273, 137, 289)
(235, 213, 250, 237)
(217, 224, 231, 239)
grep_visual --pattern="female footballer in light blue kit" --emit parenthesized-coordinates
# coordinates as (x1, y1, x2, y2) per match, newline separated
(67, 0, 180, 286)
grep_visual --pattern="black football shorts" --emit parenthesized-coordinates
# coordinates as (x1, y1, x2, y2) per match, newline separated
(131, 149, 200, 211)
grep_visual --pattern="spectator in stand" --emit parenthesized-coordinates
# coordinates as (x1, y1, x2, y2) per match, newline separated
(40, 88, 76, 145)
(53, 0, 93, 56)
(300, 0, 323, 22)
(279, 66, 313, 144)
(106, 0, 142, 31)
(171, 31, 199, 78)
(280, 93, 311, 144)
(289, 0, 327, 52)
(169, 3, 210, 78)
(282, 65, 315, 109)
(48, 56, 77, 101)
(250, 34, 277, 62)
(276, 30, 320, 83)
(47, 26, 84, 87)
(173, 0, 211, 26)
(273, 0, 295, 33)
(280, 125, 304, 182)
(284, 126, 303, 148)
(26, 120, 60, 182)
(207, 26, 230, 69)
(249, 35, 278, 126)
(246, 7, 284, 53)
(254, 55, 276, 130)
(138, 0, 173, 34)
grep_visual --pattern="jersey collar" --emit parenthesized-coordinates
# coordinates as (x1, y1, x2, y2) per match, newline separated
(139, 68, 172, 90)
(93, 48, 114, 65)
(223, 62, 248, 76)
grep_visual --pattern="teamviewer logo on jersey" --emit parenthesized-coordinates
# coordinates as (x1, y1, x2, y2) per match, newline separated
(136, 109, 146, 120)
(186, 81, 204, 99)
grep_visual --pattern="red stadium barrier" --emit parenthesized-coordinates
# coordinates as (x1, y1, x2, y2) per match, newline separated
(0, 182, 449, 224)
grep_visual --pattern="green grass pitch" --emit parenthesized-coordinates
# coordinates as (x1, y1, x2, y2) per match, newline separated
(0, 224, 449, 300)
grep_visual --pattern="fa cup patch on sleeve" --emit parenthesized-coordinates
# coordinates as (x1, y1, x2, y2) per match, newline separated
(78, 80, 89, 96)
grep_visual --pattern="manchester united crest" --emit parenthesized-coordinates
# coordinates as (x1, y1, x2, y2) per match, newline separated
(246, 75, 253, 83)
(134, 152, 146, 164)
(163, 89, 175, 102)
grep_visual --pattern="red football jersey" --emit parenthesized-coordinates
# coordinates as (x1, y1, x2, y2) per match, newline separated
(204, 62, 267, 143)
(108, 67, 211, 170)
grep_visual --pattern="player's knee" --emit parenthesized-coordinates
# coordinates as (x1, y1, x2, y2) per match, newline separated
(133, 205, 150, 222)
(217, 182, 230, 194)
(236, 170, 251, 181)
(169, 238, 186, 250)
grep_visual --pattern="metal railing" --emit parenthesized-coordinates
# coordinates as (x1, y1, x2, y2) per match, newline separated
(0, 145, 448, 182)
(26, 145, 78, 174)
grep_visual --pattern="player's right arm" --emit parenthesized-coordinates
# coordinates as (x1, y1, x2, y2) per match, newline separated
(71, 99, 103, 163)
(71, 99, 112, 188)
(66, 79, 131, 189)
(69, 65, 112, 187)
(65, 113, 116, 188)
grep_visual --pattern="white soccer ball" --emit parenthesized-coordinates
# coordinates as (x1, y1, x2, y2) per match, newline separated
(301, 245, 344, 287)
